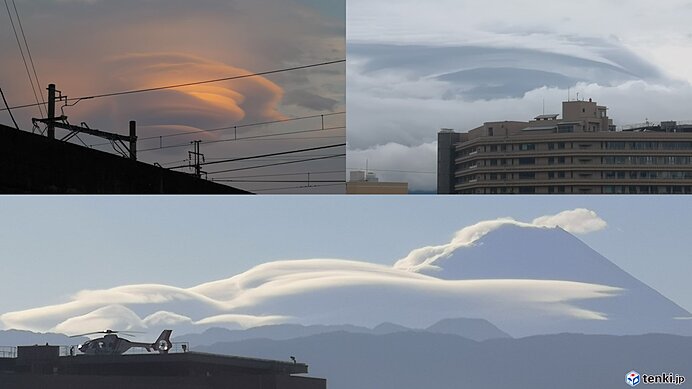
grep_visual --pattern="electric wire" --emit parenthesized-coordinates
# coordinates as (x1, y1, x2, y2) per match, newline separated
(252, 183, 345, 193)
(87, 111, 345, 147)
(134, 125, 345, 153)
(0, 59, 345, 112)
(347, 167, 437, 175)
(205, 153, 345, 176)
(10, 0, 45, 115)
(3, 0, 43, 117)
(211, 170, 343, 180)
(167, 143, 346, 170)
(0, 87, 20, 129)
(213, 179, 345, 183)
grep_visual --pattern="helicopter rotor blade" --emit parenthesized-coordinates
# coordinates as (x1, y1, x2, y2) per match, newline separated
(69, 331, 106, 338)
(68, 329, 145, 338)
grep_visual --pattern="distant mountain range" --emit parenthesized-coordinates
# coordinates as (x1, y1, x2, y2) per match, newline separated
(0, 329, 86, 347)
(197, 330, 692, 389)
(2, 221, 690, 339)
(174, 318, 511, 347)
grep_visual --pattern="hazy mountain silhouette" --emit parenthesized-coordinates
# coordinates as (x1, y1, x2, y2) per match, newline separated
(4, 222, 690, 338)
(175, 318, 510, 347)
(0, 329, 87, 347)
(413, 224, 692, 336)
(198, 331, 692, 389)
(425, 318, 511, 340)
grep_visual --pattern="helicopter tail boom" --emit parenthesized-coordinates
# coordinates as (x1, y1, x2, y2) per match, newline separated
(152, 329, 173, 353)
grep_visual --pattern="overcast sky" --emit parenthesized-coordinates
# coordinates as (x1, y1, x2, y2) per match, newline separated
(0, 0, 345, 193)
(1, 196, 691, 323)
(347, 0, 692, 192)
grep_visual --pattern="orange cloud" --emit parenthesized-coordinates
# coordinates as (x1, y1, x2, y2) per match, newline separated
(107, 52, 286, 124)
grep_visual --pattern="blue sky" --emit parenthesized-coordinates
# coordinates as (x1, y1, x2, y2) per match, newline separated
(1, 196, 691, 317)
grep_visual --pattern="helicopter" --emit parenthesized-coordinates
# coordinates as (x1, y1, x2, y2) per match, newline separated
(70, 329, 173, 355)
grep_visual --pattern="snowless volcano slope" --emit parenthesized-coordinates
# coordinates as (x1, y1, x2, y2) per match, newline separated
(1, 215, 689, 337)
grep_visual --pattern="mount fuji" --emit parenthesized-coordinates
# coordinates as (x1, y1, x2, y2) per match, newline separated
(1, 212, 689, 338)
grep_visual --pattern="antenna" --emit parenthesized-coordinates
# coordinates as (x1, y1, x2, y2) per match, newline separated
(365, 159, 369, 181)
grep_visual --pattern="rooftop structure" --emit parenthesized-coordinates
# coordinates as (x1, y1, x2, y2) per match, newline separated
(438, 100, 692, 194)
(0, 345, 324, 389)
(346, 170, 408, 194)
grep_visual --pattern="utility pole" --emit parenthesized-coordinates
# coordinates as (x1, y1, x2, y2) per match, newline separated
(33, 83, 138, 160)
(129, 121, 137, 160)
(47, 83, 55, 139)
(188, 140, 205, 179)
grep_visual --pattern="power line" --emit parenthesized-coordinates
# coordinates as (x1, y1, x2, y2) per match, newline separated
(347, 167, 436, 175)
(0, 59, 345, 112)
(213, 179, 345, 183)
(205, 154, 345, 176)
(3, 0, 43, 117)
(0, 87, 20, 130)
(88, 111, 345, 147)
(136, 125, 345, 153)
(10, 0, 45, 114)
(252, 183, 345, 193)
(212, 170, 343, 180)
(168, 143, 345, 170)
(139, 112, 344, 142)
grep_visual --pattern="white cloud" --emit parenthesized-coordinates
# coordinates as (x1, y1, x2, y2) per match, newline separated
(533, 208, 607, 234)
(0, 212, 632, 338)
(346, 0, 692, 192)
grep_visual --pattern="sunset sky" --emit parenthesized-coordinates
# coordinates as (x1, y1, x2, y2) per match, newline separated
(0, 0, 345, 193)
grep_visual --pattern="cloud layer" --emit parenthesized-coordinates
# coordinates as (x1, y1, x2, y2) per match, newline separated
(0, 0, 345, 193)
(5, 209, 677, 338)
(346, 0, 692, 192)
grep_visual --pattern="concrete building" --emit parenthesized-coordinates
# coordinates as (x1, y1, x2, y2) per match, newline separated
(0, 345, 325, 389)
(438, 100, 692, 194)
(346, 170, 408, 194)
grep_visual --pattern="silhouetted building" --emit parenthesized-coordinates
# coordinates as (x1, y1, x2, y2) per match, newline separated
(0, 124, 249, 194)
(0, 345, 324, 389)
(438, 100, 692, 194)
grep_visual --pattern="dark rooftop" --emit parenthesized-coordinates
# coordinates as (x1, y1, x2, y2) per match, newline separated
(0, 123, 251, 194)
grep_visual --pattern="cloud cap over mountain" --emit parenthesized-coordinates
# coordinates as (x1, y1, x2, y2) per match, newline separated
(1, 210, 688, 338)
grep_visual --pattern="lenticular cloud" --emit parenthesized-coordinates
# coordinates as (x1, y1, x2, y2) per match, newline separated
(2, 209, 686, 337)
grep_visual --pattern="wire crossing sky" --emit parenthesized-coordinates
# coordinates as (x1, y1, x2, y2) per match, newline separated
(0, 0, 345, 193)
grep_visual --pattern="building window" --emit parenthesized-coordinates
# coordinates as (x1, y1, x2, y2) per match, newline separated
(519, 143, 536, 151)
(518, 187, 536, 194)
(518, 157, 535, 165)
(518, 172, 536, 180)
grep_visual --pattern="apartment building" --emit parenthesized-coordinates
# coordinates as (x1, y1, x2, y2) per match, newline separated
(438, 100, 692, 194)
